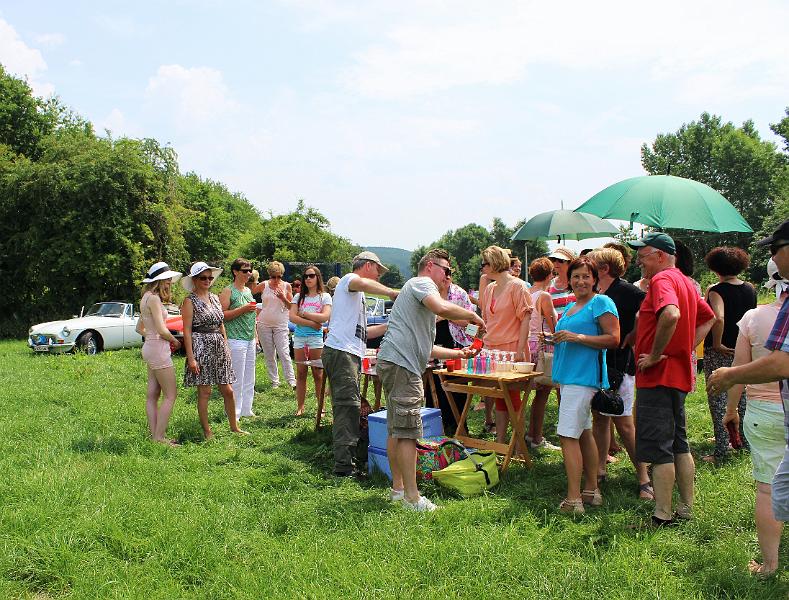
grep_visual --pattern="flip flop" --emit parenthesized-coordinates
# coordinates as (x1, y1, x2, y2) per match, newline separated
(638, 482, 655, 500)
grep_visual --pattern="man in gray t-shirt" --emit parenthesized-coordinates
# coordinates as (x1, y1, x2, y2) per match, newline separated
(377, 249, 484, 512)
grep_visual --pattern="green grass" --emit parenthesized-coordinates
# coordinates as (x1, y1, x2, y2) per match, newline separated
(0, 340, 786, 599)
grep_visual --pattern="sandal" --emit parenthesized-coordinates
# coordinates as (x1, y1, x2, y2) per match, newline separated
(482, 421, 496, 435)
(559, 498, 585, 515)
(748, 560, 777, 579)
(638, 482, 655, 501)
(581, 488, 603, 507)
(674, 502, 693, 520)
(597, 472, 608, 484)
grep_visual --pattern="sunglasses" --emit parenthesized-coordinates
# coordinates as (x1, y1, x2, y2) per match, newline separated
(196, 275, 214, 281)
(304, 273, 317, 279)
(479, 262, 489, 272)
(239, 268, 252, 273)
(269, 275, 282, 279)
(770, 241, 789, 256)
(434, 263, 453, 277)
(549, 257, 569, 264)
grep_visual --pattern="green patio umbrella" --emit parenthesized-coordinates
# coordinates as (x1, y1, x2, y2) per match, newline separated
(511, 209, 619, 243)
(575, 175, 752, 233)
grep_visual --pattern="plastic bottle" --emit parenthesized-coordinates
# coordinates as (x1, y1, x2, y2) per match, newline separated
(467, 355, 474, 374)
(485, 353, 491, 374)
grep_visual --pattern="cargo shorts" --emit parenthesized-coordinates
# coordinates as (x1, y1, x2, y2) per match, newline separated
(377, 359, 424, 440)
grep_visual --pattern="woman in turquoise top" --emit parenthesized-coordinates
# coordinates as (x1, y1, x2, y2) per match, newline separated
(289, 265, 332, 416)
(220, 258, 259, 422)
(549, 256, 620, 515)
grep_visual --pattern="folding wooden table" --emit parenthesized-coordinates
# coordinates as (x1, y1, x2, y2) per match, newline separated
(314, 360, 382, 430)
(434, 369, 541, 473)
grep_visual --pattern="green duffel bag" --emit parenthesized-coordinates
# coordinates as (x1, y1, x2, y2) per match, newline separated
(432, 448, 499, 496)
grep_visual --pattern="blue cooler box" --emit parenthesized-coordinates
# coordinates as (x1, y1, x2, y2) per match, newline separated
(368, 446, 392, 480)
(367, 407, 444, 450)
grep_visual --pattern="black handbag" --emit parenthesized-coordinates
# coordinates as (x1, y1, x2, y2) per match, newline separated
(591, 350, 624, 415)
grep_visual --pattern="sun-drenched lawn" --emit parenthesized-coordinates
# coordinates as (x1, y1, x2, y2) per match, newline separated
(0, 340, 786, 599)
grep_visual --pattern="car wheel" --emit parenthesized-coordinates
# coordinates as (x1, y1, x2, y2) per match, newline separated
(77, 331, 99, 355)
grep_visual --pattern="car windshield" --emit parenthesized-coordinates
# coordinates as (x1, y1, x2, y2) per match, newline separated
(85, 303, 126, 318)
(365, 298, 381, 316)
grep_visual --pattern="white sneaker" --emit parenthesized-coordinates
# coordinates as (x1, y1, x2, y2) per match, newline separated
(530, 438, 561, 451)
(389, 488, 405, 502)
(403, 496, 437, 512)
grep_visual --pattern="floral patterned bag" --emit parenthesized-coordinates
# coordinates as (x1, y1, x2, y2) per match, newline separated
(416, 436, 464, 480)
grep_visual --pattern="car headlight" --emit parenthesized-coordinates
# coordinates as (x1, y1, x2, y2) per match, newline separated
(62, 327, 71, 337)
(29, 328, 34, 336)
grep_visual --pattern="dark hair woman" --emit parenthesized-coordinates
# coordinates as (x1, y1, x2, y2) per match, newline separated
(703, 246, 757, 463)
(289, 265, 332, 416)
(219, 258, 259, 422)
(551, 256, 620, 514)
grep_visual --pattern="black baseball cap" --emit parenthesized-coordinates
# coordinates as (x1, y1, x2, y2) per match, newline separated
(756, 218, 789, 247)
(627, 232, 676, 255)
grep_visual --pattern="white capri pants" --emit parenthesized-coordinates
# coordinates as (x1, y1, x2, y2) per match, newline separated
(228, 338, 257, 419)
(257, 323, 296, 388)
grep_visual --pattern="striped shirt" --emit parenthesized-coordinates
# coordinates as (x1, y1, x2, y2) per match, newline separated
(764, 295, 789, 443)
(549, 278, 576, 318)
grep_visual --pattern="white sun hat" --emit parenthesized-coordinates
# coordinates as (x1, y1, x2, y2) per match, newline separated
(765, 258, 789, 298)
(142, 261, 182, 284)
(181, 262, 223, 292)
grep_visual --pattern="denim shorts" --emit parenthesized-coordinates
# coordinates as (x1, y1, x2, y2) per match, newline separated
(292, 335, 324, 350)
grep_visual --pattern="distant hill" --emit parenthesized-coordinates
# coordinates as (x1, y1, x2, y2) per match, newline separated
(364, 246, 413, 278)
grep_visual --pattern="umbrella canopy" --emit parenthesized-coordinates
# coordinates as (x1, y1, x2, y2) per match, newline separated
(575, 175, 752, 233)
(511, 209, 619, 242)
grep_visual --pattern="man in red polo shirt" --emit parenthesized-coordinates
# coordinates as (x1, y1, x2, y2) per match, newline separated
(629, 233, 715, 526)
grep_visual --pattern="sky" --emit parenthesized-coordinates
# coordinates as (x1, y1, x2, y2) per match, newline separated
(1, 1, 788, 253)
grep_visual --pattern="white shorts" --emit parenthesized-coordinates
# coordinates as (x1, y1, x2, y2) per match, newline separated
(599, 373, 635, 417)
(557, 384, 595, 439)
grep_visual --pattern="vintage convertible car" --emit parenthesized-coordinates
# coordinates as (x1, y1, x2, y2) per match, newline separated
(28, 302, 143, 355)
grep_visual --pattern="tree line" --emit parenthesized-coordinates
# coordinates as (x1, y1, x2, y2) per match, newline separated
(1, 61, 786, 336)
(0, 65, 361, 337)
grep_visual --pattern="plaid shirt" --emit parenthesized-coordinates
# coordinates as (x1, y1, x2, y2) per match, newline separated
(765, 295, 789, 443)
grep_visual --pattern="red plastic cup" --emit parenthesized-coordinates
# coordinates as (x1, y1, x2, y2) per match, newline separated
(455, 358, 462, 370)
(726, 420, 743, 449)
(471, 338, 483, 351)
(362, 357, 370, 371)
(446, 360, 455, 372)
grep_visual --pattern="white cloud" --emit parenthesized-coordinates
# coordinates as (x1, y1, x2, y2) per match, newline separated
(97, 108, 143, 138)
(145, 64, 239, 127)
(33, 32, 65, 47)
(69, 59, 83, 67)
(333, 0, 789, 102)
(0, 19, 54, 97)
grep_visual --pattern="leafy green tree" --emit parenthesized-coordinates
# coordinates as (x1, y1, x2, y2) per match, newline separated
(240, 199, 360, 268)
(380, 264, 404, 288)
(641, 112, 787, 280)
(0, 65, 59, 159)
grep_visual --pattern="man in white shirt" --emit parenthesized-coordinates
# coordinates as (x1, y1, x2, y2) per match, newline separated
(323, 251, 398, 477)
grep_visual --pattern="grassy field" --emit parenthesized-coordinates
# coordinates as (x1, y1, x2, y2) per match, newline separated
(0, 340, 786, 599)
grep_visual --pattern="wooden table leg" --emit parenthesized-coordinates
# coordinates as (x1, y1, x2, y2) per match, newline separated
(373, 376, 382, 410)
(426, 369, 440, 408)
(498, 380, 531, 472)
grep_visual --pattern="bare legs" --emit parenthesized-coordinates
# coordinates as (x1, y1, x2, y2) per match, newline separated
(751, 482, 782, 575)
(593, 412, 650, 490)
(559, 430, 599, 501)
(294, 347, 323, 416)
(196, 383, 245, 439)
(388, 436, 419, 502)
(652, 452, 695, 521)
(145, 366, 178, 444)
(527, 386, 551, 443)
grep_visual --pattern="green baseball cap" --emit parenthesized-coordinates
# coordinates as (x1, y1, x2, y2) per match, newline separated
(628, 232, 676, 255)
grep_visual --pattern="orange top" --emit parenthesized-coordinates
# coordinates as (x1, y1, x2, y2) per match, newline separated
(480, 278, 533, 347)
